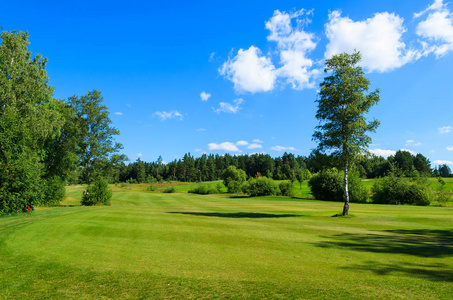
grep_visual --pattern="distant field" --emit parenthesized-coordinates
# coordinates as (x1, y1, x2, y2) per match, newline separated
(1, 185, 452, 299)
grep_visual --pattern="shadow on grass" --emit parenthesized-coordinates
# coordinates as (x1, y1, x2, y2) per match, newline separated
(344, 261, 453, 283)
(168, 212, 302, 219)
(315, 229, 453, 258)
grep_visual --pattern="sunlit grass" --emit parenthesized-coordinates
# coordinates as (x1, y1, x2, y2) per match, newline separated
(1, 187, 452, 299)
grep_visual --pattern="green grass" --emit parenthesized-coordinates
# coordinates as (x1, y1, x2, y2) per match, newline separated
(1, 185, 452, 299)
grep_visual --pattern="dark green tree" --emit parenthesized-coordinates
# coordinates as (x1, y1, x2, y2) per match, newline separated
(313, 51, 380, 216)
(69, 90, 123, 185)
(0, 30, 62, 213)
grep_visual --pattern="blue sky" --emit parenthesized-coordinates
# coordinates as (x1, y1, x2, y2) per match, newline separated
(2, 0, 452, 167)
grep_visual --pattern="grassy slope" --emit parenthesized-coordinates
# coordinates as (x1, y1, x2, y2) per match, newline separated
(1, 185, 452, 299)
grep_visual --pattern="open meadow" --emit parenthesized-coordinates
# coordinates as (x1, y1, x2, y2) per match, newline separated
(1, 183, 452, 299)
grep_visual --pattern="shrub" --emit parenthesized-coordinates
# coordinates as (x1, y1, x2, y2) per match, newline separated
(371, 171, 431, 206)
(147, 185, 157, 191)
(188, 184, 219, 195)
(308, 168, 367, 203)
(163, 186, 176, 193)
(279, 181, 294, 197)
(41, 176, 66, 207)
(241, 177, 278, 197)
(81, 178, 112, 206)
(227, 180, 241, 195)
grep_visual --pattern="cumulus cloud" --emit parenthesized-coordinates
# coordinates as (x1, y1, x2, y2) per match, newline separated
(447, 146, 453, 151)
(369, 149, 396, 158)
(325, 10, 421, 72)
(416, 0, 453, 57)
(213, 98, 244, 114)
(265, 9, 320, 89)
(439, 126, 452, 133)
(248, 143, 263, 149)
(200, 91, 211, 101)
(208, 142, 241, 152)
(434, 160, 453, 165)
(236, 140, 249, 146)
(270, 145, 296, 151)
(114, 112, 123, 115)
(219, 46, 276, 93)
(154, 111, 183, 121)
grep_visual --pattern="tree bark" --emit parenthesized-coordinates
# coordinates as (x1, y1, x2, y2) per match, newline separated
(343, 157, 350, 216)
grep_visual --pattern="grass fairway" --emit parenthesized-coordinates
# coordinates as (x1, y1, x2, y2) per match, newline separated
(1, 187, 452, 299)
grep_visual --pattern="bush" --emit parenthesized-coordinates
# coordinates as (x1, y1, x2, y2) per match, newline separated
(279, 181, 294, 197)
(227, 180, 241, 195)
(188, 184, 219, 195)
(163, 186, 176, 193)
(41, 176, 66, 207)
(81, 178, 112, 206)
(371, 171, 431, 206)
(241, 177, 278, 197)
(308, 168, 367, 203)
(147, 185, 157, 191)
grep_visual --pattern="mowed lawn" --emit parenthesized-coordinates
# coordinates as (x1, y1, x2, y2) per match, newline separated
(1, 186, 452, 299)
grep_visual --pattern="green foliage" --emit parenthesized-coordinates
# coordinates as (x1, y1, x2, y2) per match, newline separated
(241, 177, 278, 197)
(313, 51, 380, 215)
(41, 176, 66, 207)
(163, 186, 176, 193)
(227, 180, 241, 195)
(279, 181, 294, 197)
(0, 30, 62, 214)
(68, 90, 123, 184)
(308, 168, 368, 203)
(188, 184, 220, 195)
(371, 166, 431, 206)
(222, 166, 246, 188)
(81, 178, 112, 206)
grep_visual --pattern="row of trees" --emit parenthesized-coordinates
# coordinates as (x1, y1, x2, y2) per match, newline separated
(0, 30, 123, 214)
(116, 149, 448, 185)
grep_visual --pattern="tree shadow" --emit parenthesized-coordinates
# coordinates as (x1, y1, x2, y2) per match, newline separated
(315, 229, 453, 258)
(344, 261, 453, 283)
(168, 212, 302, 219)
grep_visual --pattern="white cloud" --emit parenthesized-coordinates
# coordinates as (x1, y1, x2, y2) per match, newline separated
(270, 145, 296, 151)
(114, 112, 123, 115)
(447, 146, 453, 151)
(253, 139, 264, 143)
(248, 143, 263, 149)
(195, 148, 202, 152)
(434, 160, 453, 165)
(219, 46, 277, 93)
(137, 153, 143, 157)
(200, 91, 211, 101)
(213, 98, 244, 114)
(154, 111, 183, 121)
(209, 52, 216, 62)
(208, 142, 241, 152)
(265, 9, 320, 89)
(415, 0, 453, 57)
(405, 140, 422, 146)
(369, 149, 397, 158)
(325, 10, 421, 72)
(196, 128, 206, 132)
(236, 140, 249, 146)
(439, 126, 452, 133)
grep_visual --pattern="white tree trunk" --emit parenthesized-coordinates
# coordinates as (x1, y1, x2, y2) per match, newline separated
(343, 157, 350, 216)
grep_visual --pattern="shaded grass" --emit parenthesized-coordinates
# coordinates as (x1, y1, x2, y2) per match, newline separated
(2, 188, 451, 299)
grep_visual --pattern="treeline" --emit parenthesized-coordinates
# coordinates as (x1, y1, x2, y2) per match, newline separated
(118, 149, 451, 184)
(1, 30, 123, 214)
